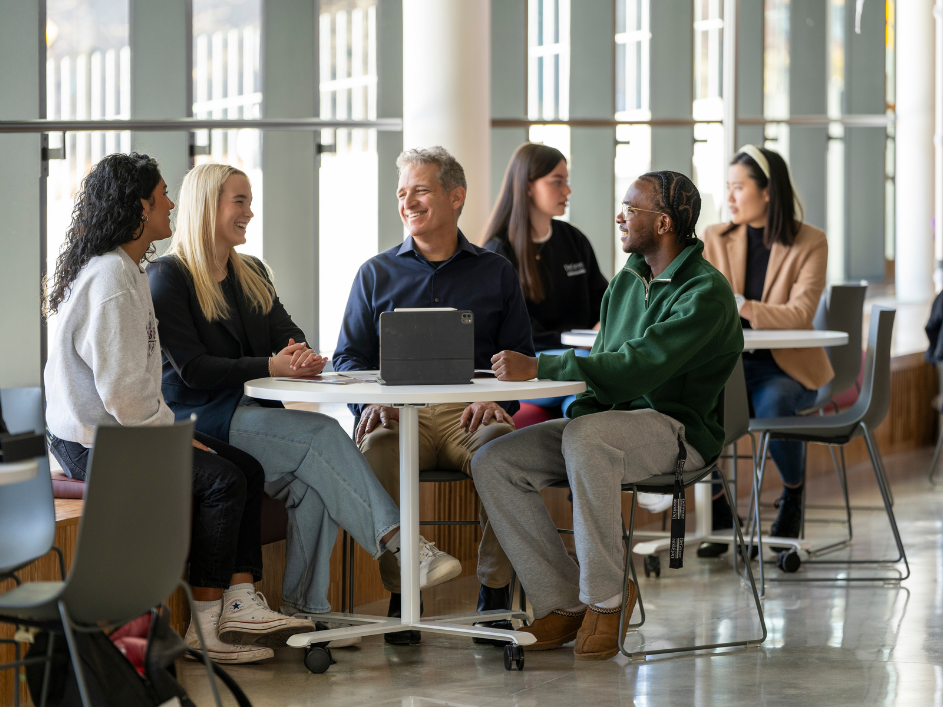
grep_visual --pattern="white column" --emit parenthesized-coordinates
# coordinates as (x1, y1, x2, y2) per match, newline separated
(895, 0, 936, 302)
(935, 0, 943, 268)
(402, 0, 490, 241)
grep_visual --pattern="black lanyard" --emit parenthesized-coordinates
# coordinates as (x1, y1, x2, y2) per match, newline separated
(669, 434, 688, 569)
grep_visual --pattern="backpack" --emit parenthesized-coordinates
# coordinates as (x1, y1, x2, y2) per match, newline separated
(24, 605, 253, 707)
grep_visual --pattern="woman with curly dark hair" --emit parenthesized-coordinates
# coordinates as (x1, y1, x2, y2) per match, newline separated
(43, 153, 311, 663)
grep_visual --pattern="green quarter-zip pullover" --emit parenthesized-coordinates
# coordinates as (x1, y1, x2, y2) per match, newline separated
(536, 239, 744, 462)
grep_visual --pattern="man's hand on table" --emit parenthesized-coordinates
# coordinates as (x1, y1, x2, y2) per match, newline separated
(491, 350, 539, 382)
(460, 402, 514, 435)
(355, 405, 399, 444)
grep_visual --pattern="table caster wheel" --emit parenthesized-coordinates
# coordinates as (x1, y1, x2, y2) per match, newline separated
(644, 554, 661, 578)
(503, 644, 524, 671)
(776, 550, 801, 573)
(304, 645, 334, 674)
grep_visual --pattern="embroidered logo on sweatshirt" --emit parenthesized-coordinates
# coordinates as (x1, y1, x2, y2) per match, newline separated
(564, 262, 587, 277)
(147, 312, 158, 357)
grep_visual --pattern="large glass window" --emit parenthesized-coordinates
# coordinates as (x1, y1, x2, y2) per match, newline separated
(45, 0, 130, 348)
(318, 0, 379, 356)
(692, 0, 725, 230)
(192, 0, 263, 258)
(527, 0, 571, 178)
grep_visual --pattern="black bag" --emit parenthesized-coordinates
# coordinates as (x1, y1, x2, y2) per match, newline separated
(24, 606, 253, 707)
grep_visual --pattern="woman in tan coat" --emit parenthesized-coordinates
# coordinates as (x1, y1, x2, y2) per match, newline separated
(702, 145, 834, 546)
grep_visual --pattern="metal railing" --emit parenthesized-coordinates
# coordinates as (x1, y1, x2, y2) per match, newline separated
(0, 117, 403, 133)
(490, 114, 893, 129)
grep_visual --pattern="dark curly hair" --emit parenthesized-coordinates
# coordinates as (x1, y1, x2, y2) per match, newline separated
(637, 170, 701, 244)
(45, 153, 162, 316)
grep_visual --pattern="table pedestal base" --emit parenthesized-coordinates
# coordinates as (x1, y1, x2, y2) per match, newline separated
(285, 610, 536, 648)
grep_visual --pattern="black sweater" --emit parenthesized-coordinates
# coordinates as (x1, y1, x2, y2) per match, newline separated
(483, 220, 608, 350)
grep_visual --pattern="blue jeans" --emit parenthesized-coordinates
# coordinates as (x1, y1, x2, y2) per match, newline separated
(229, 397, 400, 613)
(525, 348, 590, 413)
(743, 358, 817, 487)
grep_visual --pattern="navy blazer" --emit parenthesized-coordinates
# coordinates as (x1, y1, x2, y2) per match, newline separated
(147, 255, 305, 440)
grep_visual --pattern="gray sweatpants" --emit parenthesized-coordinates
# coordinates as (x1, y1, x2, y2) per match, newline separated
(471, 410, 704, 620)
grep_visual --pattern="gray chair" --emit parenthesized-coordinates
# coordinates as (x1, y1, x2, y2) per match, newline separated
(749, 307, 907, 593)
(795, 283, 869, 550)
(0, 388, 63, 707)
(925, 362, 943, 485)
(0, 420, 224, 707)
(546, 357, 767, 659)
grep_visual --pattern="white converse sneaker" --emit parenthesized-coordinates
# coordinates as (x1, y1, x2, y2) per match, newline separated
(404, 535, 462, 589)
(217, 588, 314, 648)
(185, 609, 273, 664)
(279, 606, 362, 649)
(637, 492, 673, 514)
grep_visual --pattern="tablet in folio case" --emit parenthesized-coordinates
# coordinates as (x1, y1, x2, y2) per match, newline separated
(378, 309, 474, 385)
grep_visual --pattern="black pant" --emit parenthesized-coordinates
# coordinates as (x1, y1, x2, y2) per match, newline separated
(49, 431, 264, 589)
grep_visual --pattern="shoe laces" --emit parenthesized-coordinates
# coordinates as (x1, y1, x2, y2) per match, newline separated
(418, 535, 443, 561)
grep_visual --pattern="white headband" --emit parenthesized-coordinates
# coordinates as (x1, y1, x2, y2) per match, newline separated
(735, 144, 804, 218)
(737, 144, 770, 179)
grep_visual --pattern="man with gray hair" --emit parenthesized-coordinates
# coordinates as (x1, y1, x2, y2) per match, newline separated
(333, 146, 535, 646)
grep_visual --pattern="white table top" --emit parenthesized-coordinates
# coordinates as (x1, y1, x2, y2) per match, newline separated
(560, 329, 849, 350)
(0, 459, 39, 486)
(245, 376, 586, 405)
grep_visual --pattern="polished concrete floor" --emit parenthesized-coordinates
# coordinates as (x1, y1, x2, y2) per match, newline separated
(178, 446, 943, 706)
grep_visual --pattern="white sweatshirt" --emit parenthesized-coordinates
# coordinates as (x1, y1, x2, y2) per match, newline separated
(44, 247, 175, 446)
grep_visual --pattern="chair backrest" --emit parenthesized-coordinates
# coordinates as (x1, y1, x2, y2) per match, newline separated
(721, 356, 750, 446)
(815, 283, 868, 396)
(845, 305, 895, 431)
(61, 419, 194, 625)
(0, 387, 57, 576)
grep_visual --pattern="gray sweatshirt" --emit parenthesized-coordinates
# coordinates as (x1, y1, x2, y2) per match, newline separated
(44, 247, 175, 445)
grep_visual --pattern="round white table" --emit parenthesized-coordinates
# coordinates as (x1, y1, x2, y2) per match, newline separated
(0, 459, 38, 486)
(561, 328, 850, 349)
(244, 376, 586, 651)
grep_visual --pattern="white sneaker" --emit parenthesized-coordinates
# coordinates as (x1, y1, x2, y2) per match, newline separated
(637, 492, 673, 514)
(395, 535, 462, 590)
(185, 609, 274, 664)
(279, 606, 362, 649)
(217, 588, 314, 648)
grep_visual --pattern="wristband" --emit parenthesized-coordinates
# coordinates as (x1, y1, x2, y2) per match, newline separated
(734, 294, 746, 313)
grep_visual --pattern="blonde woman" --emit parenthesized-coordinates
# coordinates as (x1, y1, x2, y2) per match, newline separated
(148, 164, 460, 630)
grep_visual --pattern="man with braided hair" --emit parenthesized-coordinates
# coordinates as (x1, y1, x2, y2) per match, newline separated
(473, 171, 743, 661)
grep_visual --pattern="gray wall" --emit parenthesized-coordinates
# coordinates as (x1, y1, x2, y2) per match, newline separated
(261, 0, 320, 346)
(789, 0, 827, 230)
(844, 0, 887, 283)
(0, 2, 42, 388)
(569, 0, 616, 278)
(489, 0, 527, 223)
(650, 0, 693, 175)
(130, 0, 190, 225)
(377, 0, 404, 252)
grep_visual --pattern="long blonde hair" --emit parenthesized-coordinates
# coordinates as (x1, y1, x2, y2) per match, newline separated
(167, 163, 274, 322)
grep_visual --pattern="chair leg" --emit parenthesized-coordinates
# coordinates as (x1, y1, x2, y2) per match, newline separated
(622, 469, 766, 658)
(39, 632, 55, 707)
(348, 533, 356, 612)
(862, 425, 910, 581)
(179, 582, 224, 707)
(806, 445, 854, 557)
(929, 425, 943, 485)
(57, 602, 92, 707)
(618, 490, 646, 657)
(341, 530, 349, 613)
(12, 641, 19, 707)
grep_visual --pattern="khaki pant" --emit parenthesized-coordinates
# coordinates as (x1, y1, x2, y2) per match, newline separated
(358, 402, 515, 592)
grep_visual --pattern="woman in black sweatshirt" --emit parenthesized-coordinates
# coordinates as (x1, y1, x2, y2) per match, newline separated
(482, 143, 608, 412)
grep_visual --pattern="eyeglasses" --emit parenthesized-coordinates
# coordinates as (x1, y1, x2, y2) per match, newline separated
(621, 204, 669, 220)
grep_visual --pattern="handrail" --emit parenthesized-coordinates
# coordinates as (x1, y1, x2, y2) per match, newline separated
(0, 117, 403, 133)
(491, 114, 893, 129)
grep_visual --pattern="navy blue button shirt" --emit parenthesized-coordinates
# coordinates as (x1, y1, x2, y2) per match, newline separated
(332, 230, 535, 417)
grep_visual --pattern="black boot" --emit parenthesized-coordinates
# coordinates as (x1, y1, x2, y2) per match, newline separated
(697, 494, 738, 557)
(384, 592, 422, 645)
(472, 584, 513, 646)
(769, 486, 803, 552)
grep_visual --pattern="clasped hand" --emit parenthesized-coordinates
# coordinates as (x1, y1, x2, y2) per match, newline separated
(270, 338, 327, 378)
(490, 350, 539, 381)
